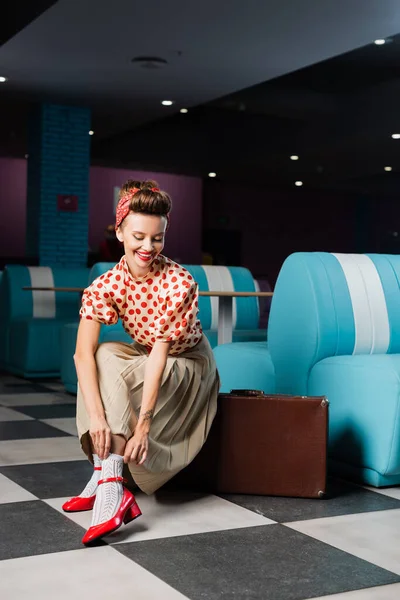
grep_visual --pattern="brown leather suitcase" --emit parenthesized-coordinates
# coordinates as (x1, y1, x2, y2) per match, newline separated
(174, 390, 329, 499)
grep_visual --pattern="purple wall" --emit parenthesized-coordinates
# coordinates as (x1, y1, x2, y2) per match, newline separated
(0, 159, 203, 264)
(89, 167, 202, 264)
(204, 180, 359, 284)
(0, 158, 27, 257)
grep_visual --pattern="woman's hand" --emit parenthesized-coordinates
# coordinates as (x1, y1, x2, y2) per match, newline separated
(124, 426, 149, 465)
(89, 414, 111, 460)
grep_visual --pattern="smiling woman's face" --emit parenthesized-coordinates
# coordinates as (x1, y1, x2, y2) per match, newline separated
(116, 212, 168, 277)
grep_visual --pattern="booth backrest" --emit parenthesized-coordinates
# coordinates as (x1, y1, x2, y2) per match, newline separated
(0, 265, 89, 367)
(1, 265, 90, 321)
(88, 263, 260, 331)
(268, 252, 400, 394)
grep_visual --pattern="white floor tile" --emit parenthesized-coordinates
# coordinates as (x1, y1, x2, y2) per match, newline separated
(286, 508, 400, 575)
(0, 473, 37, 504)
(0, 546, 188, 600)
(45, 491, 275, 544)
(0, 437, 85, 466)
(0, 406, 33, 422)
(311, 582, 400, 599)
(0, 393, 76, 407)
(41, 418, 77, 436)
(364, 486, 400, 501)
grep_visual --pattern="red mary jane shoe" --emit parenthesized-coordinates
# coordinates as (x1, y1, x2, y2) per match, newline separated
(62, 467, 101, 513)
(82, 476, 142, 545)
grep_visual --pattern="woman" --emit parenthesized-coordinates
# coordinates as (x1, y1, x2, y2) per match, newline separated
(63, 180, 220, 545)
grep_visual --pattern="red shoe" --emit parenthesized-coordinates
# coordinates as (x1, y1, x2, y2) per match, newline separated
(62, 467, 102, 513)
(82, 476, 142, 545)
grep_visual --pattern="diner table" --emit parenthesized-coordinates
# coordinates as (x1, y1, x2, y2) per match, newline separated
(23, 287, 273, 345)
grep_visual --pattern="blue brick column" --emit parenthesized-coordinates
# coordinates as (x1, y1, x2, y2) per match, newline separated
(26, 103, 91, 268)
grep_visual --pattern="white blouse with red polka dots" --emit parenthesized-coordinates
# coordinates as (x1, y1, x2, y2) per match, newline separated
(79, 255, 203, 356)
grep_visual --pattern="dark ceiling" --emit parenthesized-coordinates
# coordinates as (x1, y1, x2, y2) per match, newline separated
(92, 33, 400, 196)
(1, 1, 400, 197)
(0, 1, 57, 46)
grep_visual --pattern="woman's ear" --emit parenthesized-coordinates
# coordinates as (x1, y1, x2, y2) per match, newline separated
(115, 227, 124, 243)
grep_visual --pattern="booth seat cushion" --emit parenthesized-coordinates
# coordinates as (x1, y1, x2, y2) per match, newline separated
(213, 342, 275, 394)
(8, 317, 77, 377)
(309, 353, 400, 486)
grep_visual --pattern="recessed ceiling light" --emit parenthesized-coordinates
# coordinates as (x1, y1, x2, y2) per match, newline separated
(374, 39, 386, 45)
(88, 130, 94, 135)
(290, 155, 299, 161)
(0, 76, 7, 83)
(384, 166, 393, 171)
(131, 56, 168, 69)
(392, 133, 400, 139)
(161, 100, 174, 106)
(208, 172, 217, 178)
(295, 181, 303, 187)
(180, 108, 188, 114)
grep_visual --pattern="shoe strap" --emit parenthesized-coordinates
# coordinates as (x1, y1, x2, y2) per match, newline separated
(94, 467, 102, 471)
(98, 476, 126, 485)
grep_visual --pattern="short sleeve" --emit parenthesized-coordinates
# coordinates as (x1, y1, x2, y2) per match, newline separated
(79, 282, 119, 325)
(156, 281, 199, 343)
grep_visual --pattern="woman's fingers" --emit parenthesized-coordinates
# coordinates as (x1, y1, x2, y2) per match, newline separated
(104, 429, 111, 459)
(90, 429, 110, 459)
(98, 430, 106, 459)
(138, 449, 147, 465)
(123, 439, 134, 463)
(130, 444, 140, 464)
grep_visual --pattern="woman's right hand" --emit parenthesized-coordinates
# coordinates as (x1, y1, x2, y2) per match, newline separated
(89, 414, 111, 460)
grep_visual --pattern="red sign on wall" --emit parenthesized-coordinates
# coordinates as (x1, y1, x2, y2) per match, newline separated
(57, 195, 78, 212)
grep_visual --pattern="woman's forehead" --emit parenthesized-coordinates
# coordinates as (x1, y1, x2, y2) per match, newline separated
(124, 212, 167, 232)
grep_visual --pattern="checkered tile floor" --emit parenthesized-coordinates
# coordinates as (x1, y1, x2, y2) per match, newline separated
(1, 373, 400, 599)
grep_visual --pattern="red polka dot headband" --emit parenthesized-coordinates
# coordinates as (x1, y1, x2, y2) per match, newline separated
(115, 187, 170, 230)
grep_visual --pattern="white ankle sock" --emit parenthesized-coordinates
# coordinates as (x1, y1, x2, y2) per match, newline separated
(91, 453, 124, 526)
(79, 454, 102, 498)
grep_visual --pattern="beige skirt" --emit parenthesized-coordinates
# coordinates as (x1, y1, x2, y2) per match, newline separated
(76, 336, 220, 495)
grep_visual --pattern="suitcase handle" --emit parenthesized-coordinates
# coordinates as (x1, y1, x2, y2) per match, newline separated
(229, 389, 264, 397)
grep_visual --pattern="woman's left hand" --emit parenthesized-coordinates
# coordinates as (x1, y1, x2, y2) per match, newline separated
(124, 427, 149, 465)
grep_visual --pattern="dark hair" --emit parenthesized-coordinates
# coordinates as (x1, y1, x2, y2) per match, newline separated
(119, 180, 172, 222)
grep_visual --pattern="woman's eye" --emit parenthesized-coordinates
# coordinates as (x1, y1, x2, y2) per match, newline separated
(134, 236, 144, 241)
(154, 238, 163, 243)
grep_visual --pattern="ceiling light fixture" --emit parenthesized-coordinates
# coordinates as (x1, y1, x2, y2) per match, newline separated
(161, 100, 174, 106)
(374, 39, 386, 45)
(290, 155, 299, 161)
(88, 130, 94, 136)
(295, 181, 303, 187)
(208, 172, 217, 178)
(131, 56, 168, 69)
(180, 108, 188, 114)
(0, 76, 7, 83)
(392, 133, 400, 139)
(384, 166, 393, 171)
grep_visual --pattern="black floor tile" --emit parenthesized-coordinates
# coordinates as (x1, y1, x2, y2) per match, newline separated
(0, 500, 94, 560)
(221, 478, 400, 523)
(12, 404, 76, 419)
(0, 460, 93, 499)
(116, 525, 400, 600)
(0, 420, 71, 441)
(0, 383, 53, 395)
